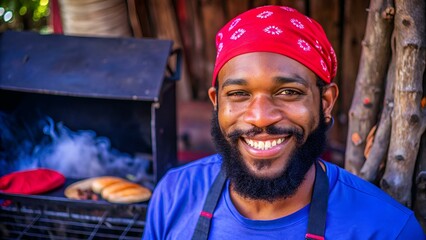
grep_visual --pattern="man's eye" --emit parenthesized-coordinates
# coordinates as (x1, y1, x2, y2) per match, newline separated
(279, 89, 301, 95)
(227, 91, 249, 97)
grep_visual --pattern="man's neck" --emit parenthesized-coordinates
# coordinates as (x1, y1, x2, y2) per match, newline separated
(228, 164, 317, 220)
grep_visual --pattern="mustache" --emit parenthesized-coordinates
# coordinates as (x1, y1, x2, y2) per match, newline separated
(226, 125, 304, 144)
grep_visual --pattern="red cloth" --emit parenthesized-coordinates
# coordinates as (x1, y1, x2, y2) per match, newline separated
(0, 169, 65, 195)
(212, 5, 337, 86)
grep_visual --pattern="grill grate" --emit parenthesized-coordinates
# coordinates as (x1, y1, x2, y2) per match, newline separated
(0, 200, 146, 240)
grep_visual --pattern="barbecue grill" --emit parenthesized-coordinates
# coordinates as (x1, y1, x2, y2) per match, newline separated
(0, 182, 146, 239)
(0, 30, 181, 239)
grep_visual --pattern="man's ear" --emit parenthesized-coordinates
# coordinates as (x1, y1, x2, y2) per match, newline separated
(322, 83, 339, 120)
(208, 87, 217, 111)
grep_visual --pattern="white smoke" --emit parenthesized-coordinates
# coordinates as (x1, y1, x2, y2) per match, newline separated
(0, 113, 153, 187)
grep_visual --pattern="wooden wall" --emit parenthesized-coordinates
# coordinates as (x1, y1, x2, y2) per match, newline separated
(126, 0, 371, 158)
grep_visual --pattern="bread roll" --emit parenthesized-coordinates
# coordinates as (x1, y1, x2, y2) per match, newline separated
(91, 176, 124, 194)
(101, 181, 140, 198)
(105, 186, 152, 203)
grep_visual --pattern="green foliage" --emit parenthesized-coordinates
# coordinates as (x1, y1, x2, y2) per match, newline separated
(0, 0, 50, 32)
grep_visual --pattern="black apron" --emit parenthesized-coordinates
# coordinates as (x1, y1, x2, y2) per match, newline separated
(192, 160, 329, 240)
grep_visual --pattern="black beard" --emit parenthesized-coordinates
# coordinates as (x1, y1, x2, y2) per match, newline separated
(211, 109, 328, 202)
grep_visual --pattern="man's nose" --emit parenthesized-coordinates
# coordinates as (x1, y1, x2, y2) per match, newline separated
(243, 95, 282, 128)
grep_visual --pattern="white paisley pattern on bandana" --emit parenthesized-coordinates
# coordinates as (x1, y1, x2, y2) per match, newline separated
(320, 59, 327, 71)
(290, 18, 304, 29)
(298, 39, 311, 51)
(264, 25, 283, 35)
(281, 6, 295, 12)
(257, 11, 273, 19)
(216, 42, 223, 58)
(314, 40, 322, 51)
(230, 28, 246, 40)
(228, 18, 241, 31)
(330, 46, 337, 75)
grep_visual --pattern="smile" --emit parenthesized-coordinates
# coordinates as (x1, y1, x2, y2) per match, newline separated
(243, 137, 287, 151)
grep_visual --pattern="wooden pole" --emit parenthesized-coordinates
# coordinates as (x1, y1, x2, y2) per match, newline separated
(380, 0, 426, 207)
(345, 0, 394, 174)
(360, 32, 395, 182)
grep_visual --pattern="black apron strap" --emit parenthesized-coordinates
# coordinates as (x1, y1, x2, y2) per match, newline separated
(305, 160, 329, 240)
(192, 169, 227, 240)
(191, 160, 329, 240)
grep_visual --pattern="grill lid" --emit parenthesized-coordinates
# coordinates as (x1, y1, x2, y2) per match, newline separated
(0, 30, 174, 101)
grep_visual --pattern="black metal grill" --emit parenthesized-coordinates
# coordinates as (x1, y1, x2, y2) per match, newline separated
(0, 31, 180, 240)
(0, 181, 147, 240)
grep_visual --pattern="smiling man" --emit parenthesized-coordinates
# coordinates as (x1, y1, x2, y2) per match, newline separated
(143, 5, 424, 240)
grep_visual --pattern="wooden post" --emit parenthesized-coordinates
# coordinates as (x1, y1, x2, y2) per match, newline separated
(345, 0, 393, 174)
(380, 0, 426, 206)
(360, 32, 395, 182)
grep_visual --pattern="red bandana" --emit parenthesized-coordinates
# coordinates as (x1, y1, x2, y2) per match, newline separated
(212, 5, 337, 86)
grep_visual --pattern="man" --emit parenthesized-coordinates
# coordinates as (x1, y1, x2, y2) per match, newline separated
(143, 5, 424, 239)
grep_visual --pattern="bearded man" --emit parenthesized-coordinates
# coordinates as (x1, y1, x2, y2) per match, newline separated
(143, 5, 424, 240)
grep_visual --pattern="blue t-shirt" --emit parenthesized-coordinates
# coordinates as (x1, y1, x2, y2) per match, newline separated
(143, 154, 425, 239)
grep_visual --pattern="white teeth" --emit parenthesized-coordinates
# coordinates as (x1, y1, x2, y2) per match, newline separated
(245, 138, 286, 150)
(265, 141, 271, 149)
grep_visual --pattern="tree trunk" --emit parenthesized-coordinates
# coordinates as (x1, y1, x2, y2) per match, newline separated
(360, 32, 395, 182)
(380, 0, 426, 207)
(345, 0, 394, 174)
